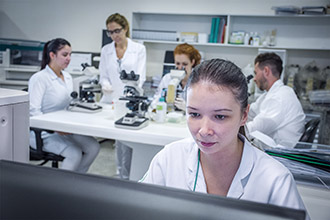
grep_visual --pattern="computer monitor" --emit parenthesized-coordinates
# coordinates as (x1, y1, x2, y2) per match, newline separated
(163, 50, 175, 76)
(102, 29, 113, 47)
(0, 160, 305, 220)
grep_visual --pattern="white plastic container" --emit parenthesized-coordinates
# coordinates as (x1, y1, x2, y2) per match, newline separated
(155, 97, 167, 123)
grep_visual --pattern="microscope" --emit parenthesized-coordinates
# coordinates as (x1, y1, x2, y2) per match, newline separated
(67, 63, 102, 113)
(166, 69, 186, 111)
(114, 70, 150, 130)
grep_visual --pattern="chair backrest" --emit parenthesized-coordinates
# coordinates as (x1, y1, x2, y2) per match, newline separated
(299, 118, 320, 143)
(30, 127, 64, 167)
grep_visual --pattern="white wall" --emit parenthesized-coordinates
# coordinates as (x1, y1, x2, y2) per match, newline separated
(1, 0, 329, 53)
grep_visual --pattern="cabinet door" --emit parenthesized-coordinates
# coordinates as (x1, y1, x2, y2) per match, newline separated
(13, 102, 29, 162)
(0, 104, 13, 160)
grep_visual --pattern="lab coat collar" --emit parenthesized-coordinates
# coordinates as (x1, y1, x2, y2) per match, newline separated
(46, 65, 58, 80)
(104, 38, 133, 56)
(187, 140, 207, 193)
(268, 79, 283, 94)
(45, 65, 71, 82)
(186, 136, 255, 196)
(227, 135, 255, 199)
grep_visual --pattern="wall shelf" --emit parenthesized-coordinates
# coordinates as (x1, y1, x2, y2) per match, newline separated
(138, 39, 330, 51)
(131, 12, 330, 77)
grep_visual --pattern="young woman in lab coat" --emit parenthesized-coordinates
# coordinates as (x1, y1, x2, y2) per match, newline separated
(99, 13, 146, 179)
(99, 13, 146, 103)
(29, 38, 100, 172)
(152, 43, 201, 111)
(142, 59, 309, 218)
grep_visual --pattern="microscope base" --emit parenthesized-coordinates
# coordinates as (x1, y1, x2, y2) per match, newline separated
(67, 102, 102, 113)
(115, 117, 149, 130)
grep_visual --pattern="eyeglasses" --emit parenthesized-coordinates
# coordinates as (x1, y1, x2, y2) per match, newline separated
(106, 28, 123, 36)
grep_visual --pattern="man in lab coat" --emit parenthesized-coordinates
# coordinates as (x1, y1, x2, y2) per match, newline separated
(246, 52, 305, 148)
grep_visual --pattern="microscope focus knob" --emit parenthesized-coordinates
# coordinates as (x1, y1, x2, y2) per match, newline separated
(71, 91, 78, 99)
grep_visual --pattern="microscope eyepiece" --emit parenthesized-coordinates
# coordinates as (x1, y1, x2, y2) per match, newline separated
(120, 70, 128, 80)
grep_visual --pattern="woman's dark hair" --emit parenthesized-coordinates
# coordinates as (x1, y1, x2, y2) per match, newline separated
(106, 13, 130, 38)
(41, 38, 71, 70)
(185, 59, 248, 113)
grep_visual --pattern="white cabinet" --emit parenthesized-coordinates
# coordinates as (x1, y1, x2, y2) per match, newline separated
(0, 88, 29, 163)
(131, 12, 330, 77)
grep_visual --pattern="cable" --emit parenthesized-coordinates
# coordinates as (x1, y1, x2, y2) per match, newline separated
(193, 149, 200, 192)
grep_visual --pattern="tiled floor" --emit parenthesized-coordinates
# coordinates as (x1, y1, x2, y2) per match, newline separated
(88, 139, 117, 178)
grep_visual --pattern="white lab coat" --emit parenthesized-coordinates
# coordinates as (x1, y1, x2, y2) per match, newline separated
(151, 73, 184, 109)
(246, 80, 305, 148)
(141, 136, 309, 218)
(99, 38, 146, 103)
(29, 65, 73, 117)
(29, 66, 100, 172)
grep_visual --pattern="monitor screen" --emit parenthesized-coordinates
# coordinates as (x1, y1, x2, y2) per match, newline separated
(0, 160, 305, 220)
(102, 29, 113, 48)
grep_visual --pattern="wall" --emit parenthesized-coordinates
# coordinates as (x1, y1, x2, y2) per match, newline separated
(0, 0, 329, 77)
(1, 0, 329, 52)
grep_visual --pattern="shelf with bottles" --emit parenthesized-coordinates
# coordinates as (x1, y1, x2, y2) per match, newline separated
(227, 15, 330, 51)
(137, 39, 330, 51)
(132, 12, 330, 51)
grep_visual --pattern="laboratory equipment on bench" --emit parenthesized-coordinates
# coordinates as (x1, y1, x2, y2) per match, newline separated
(67, 63, 102, 113)
(67, 91, 102, 113)
(114, 70, 150, 130)
(166, 69, 185, 111)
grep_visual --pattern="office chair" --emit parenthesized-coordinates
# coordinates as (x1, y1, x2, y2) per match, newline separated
(29, 127, 64, 168)
(22, 88, 65, 168)
(299, 118, 320, 143)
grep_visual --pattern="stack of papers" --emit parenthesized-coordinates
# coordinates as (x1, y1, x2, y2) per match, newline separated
(271, 6, 301, 15)
(132, 29, 178, 41)
(302, 6, 326, 15)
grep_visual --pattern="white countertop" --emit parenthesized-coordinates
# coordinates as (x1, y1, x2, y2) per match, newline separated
(30, 105, 191, 146)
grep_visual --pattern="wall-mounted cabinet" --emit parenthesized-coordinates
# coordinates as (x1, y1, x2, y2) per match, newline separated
(131, 12, 330, 77)
(0, 39, 44, 90)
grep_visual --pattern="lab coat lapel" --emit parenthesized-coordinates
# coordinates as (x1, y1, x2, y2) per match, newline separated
(120, 38, 132, 64)
(227, 136, 254, 199)
(186, 143, 207, 193)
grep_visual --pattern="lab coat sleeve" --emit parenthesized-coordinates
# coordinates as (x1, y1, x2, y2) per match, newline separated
(140, 149, 167, 186)
(150, 75, 168, 109)
(246, 97, 285, 136)
(29, 74, 46, 117)
(137, 45, 146, 88)
(270, 172, 310, 219)
(99, 47, 111, 87)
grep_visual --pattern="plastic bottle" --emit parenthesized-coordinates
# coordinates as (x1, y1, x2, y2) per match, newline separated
(155, 97, 167, 123)
(244, 32, 250, 45)
(286, 65, 300, 89)
(323, 66, 330, 90)
(253, 32, 260, 46)
(248, 32, 254, 45)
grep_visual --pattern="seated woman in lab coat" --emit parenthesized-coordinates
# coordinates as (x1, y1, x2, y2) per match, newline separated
(29, 38, 100, 172)
(151, 43, 201, 111)
(141, 59, 309, 218)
